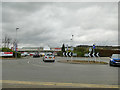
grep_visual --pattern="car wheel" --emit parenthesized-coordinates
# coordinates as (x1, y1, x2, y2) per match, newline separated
(109, 61, 113, 66)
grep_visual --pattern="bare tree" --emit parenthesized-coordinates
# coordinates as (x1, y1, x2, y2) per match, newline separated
(12, 39, 16, 51)
(2, 34, 12, 48)
(2, 34, 7, 47)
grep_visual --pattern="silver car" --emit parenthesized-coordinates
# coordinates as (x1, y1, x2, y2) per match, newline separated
(43, 53, 55, 62)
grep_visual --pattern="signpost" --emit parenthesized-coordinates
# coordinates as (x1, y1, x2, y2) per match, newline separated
(93, 44, 96, 61)
(66, 44, 68, 60)
(89, 47, 92, 52)
(88, 45, 100, 61)
(88, 47, 92, 62)
(93, 44, 95, 49)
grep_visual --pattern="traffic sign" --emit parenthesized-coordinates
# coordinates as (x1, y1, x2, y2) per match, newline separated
(63, 52, 73, 57)
(69, 52, 72, 56)
(66, 52, 68, 56)
(96, 52, 99, 57)
(88, 52, 91, 57)
(93, 44, 95, 49)
(92, 53, 95, 57)
(88, 52, 100, 57)
(63, 52, 65, 56)
(89, 47, 92, 52)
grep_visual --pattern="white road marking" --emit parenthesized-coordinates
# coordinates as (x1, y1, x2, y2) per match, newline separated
(27, 60, 53, 68)
(27, 61, 29, 63)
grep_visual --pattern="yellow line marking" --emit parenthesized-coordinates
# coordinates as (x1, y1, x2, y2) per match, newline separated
(0, 80, 119, 88)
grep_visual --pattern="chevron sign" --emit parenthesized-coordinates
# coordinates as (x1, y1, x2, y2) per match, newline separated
(63, 52, 73, 57)
(88, 52, 100, 57)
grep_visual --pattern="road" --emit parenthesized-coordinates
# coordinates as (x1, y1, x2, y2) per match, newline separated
(2, 57, 120, 88)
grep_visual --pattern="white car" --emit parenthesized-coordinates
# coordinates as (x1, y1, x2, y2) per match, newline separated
(43, 53, 55, 62)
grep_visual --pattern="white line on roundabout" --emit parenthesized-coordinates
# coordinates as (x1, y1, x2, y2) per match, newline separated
(26, 60, 53, 68)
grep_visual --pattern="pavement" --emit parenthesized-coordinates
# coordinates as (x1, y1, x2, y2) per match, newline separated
(1, 56, 120, 88)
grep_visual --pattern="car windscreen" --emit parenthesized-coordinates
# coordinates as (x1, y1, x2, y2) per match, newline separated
(46, 54, 54, 56)
(112, 54, 120, 59)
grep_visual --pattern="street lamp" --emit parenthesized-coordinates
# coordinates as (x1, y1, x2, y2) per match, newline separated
(70, 35, 74, 61)
(15, 28, 19, 59)
(70, 35, 74, 48)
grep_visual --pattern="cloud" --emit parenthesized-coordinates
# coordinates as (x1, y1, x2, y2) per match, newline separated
(2, 2, 118, 47)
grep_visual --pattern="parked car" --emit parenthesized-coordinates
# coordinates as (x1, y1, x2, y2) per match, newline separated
(109, 54, 120, 66)
(21, 53, 30, 57)
(43, 53, 55, 62)
(33, 53, 40, 58)
(21, 53, 25, 57)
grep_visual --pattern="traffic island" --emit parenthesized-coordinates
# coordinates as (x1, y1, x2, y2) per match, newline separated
(57, 60, 108, 65)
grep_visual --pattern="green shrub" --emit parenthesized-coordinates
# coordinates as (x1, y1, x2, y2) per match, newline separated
(13, 52, 21, 58)
(57, 51, 63, 56)
(74, 47, 88, 57)
(2, 48, 13, 52)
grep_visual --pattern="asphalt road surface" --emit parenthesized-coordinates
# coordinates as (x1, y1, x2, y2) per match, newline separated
(2, 57, 120, 88)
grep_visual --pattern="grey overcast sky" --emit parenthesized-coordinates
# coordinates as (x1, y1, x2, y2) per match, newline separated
(2, 2, 118, 48)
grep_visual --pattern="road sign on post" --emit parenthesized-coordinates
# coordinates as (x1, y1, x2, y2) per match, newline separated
(93, 44, 96, 61)
(89, 47, 92, 52)
(66, 44, 68, 60)
(93, 44, 95, 49)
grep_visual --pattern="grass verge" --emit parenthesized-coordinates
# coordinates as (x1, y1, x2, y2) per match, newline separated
(57, 60, 108, 64)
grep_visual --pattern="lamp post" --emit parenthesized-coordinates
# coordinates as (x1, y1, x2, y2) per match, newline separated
(70, 35, 74, 61)
(15, 28, 19, 59)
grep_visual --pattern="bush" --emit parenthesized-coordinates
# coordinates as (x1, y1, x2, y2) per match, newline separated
(76, 52, 84, 57)
(74, 47, 88, 57)
(13, 52, 21, 58)
(2, 48, 13, 52)
(57, 51, 63, 56)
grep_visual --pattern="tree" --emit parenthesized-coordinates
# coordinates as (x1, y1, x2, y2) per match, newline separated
(61, 44, 65, 52)
(2, 34, 12, 48)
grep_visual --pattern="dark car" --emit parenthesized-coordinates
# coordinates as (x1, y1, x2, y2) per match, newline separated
(109, 54, 120, 66)
(33, 53, 40, 58)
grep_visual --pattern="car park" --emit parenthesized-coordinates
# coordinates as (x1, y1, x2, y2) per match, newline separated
(109, 54, 120, 66)
(21, 53, 26, 57)
(33, 53, 40, 58)
(21, 52, 30, 57)
(43, 53, 55, 62)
